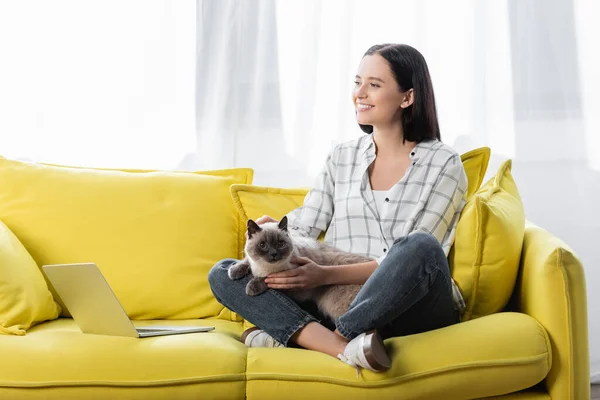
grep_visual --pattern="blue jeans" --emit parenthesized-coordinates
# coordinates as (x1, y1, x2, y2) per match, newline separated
(208, 232, 459, 346)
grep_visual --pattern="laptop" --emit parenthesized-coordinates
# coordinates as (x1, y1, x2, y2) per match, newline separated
(42, 263, 215, 338)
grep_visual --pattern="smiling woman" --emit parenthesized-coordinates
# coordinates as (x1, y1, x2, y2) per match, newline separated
(354, 44, 440, 144)
(209, 43, 468, 375)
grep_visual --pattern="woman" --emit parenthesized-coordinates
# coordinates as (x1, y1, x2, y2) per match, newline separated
(208, 43, 468, 373)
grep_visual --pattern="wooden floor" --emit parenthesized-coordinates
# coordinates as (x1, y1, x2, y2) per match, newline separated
(592, 384, 600, 400)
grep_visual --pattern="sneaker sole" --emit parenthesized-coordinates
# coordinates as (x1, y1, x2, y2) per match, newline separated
(363, 330, 391, 371)
(240, 327, 261, 344)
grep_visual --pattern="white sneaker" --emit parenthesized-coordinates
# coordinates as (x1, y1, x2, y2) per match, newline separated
(337, 330, 391, 374)
(241, 327, 285, 348)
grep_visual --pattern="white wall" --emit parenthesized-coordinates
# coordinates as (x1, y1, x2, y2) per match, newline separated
(0, 0, 196, 170)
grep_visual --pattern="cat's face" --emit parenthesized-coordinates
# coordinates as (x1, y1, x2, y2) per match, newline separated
(245, 217, 293, 264)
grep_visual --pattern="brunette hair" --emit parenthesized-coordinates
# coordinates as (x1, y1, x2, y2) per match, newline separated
(359, 44, 441, 142)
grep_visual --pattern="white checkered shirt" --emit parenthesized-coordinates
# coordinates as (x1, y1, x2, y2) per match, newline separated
(286, 134, 468, 312)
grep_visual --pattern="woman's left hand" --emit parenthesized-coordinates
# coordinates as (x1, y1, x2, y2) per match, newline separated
(265, 256, 327, 290)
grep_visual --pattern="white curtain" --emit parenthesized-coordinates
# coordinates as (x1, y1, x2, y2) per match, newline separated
(0, 0, 196, 170)
(187, 0, 519, 183)
(191, 0, 600, 382)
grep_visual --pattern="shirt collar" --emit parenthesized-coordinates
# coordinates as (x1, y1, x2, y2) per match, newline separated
(361, 134, 438, 161)
(412, 139, 438, 161)
(361, 133, 375, 156)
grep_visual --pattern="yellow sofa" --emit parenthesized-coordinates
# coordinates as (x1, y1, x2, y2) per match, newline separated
(0, 156, 590, 400)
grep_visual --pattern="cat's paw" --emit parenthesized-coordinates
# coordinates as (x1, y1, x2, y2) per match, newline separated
(228, 261, 250, 280)
(246, 278, 268, 296)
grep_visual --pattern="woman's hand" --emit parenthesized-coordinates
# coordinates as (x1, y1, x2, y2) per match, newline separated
(265, 256, 328, 290)
(256, 215, 278, 225)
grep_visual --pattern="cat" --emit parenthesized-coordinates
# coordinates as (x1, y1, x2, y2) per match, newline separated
(227, 216, 373, 321)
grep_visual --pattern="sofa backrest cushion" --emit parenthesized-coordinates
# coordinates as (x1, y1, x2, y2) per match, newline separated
(0, 157, 252, 320)
(449, 159, 526, 320)
(460, 147, 490, 201)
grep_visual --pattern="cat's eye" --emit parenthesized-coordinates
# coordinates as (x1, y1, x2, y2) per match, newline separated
(277, 240, 286, 249)
(259, 242, 267, 250)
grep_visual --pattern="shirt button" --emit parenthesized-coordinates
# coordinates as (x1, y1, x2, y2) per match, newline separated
(383, 248, 387, 253)
(385, 198, 389, 202)
(412, 162, 416, 165)
(411, 152, 415, 156)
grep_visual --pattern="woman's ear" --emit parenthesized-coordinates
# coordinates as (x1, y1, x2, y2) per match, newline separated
(400, 88, 414, 109)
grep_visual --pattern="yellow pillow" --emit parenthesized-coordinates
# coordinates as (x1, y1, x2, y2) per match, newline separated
(230, 185, 309, 247)
(461, 147, 490, 201)
(0, 220, 61, 335)
(449, 160, 525, 321)
(0, 156, 252, 320)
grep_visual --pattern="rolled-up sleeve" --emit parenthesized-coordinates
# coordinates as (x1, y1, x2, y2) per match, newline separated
(285, 148, 337, 239)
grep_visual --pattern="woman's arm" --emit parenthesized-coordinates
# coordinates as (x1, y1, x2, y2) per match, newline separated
(285, 147, 338, 239)
(266, 257, 378, 289)
(411, 155, 468, 256)
(322, 261, 379, 285)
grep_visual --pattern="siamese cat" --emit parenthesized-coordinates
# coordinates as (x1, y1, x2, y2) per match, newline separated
(227, 216, 373, 320)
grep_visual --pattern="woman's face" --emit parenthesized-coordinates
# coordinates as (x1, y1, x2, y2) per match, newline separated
(352, 54, 409, 128)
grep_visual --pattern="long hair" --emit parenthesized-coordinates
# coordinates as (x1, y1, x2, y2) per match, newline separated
(359, 44, 441, 142)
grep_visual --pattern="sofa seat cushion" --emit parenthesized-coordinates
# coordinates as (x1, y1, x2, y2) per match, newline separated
(0, 318, 246, 400)
(483, 391, 550, 399)
(245, 313, 551, 400)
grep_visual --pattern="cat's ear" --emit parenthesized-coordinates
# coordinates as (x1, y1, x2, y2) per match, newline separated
(278, 216, 288, 232)
(247, 219, 262, 238)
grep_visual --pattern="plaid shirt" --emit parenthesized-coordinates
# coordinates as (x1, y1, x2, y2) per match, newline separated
(286, 134, 468, 312)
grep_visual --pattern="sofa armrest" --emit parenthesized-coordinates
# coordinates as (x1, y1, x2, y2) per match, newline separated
(513, 222, 590, 399)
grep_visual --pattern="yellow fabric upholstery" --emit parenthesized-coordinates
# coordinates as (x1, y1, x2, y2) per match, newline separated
(484, 393, 550, 399)
(0, 318, 246, 400)
(0, 157, 252, 320)
(0, 221, 61, 335)
(230, 185, 309, 222)
(449, 160, 526, 321)
(246, 313, 550, 400)
(0, 151, 589, 399)
(230, 185, 310, 249)
(513, 223, 590, 400)
(0, 221, 588, 400)
(460, 146, 490, 201)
